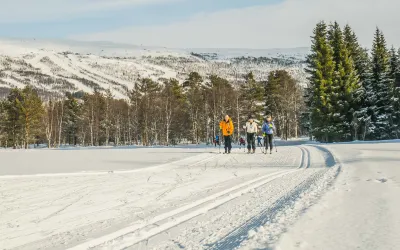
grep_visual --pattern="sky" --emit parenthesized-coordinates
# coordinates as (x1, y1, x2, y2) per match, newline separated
(0, 0, 399, 49)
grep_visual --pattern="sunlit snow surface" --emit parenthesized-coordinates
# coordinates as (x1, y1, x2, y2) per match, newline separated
(1, 140, 398, 250)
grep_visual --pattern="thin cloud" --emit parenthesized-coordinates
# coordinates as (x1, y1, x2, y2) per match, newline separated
(0, 0, 180, 23)
(71, 0, 400, 49)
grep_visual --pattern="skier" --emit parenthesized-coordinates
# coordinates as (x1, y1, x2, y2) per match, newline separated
(239, 137, 246, 148)
(219, 115, 234, 154)
(262, 115, 275, 154)
(244, 116, 258, 154)
(257, 135, 262, 147)
(215, 135, 220, 147)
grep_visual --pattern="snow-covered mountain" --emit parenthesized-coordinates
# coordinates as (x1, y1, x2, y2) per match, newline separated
(0, 38, 309, 99)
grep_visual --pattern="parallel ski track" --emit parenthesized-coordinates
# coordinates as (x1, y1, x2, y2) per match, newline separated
(68, 168, 300, 250)
(132, 145, 338, 250)
(206, 145, 338, 250)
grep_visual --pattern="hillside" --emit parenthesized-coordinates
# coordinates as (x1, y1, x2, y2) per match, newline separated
(0, 38, 309, 99)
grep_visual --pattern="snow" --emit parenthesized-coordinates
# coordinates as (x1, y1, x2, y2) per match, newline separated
(1, 140, 398, 250)
(274, 141, 400, 250)
(0, 38, 308, 98)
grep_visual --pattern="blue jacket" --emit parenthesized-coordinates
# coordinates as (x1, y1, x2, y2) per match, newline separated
(262, 122, 275, 135)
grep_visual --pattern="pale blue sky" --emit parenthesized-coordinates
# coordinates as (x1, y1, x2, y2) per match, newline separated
(0, 0, 280, 38)
(0, 0, 398, 48)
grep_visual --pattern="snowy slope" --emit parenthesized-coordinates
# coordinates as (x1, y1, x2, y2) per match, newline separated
(0, 38, 308, 98)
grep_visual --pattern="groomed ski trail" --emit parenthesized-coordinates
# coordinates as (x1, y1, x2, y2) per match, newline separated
(0, 144, 339, 250)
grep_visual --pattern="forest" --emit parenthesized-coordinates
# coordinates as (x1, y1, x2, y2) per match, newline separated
(0, 70, 303, 148)
(305, 22, 400, 142)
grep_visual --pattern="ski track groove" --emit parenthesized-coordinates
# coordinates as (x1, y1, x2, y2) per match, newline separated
(205, 169, 326, 250)
(130, 145, 338, 250)
(1, 144, 340, 250)
(68, 170, 298, 250)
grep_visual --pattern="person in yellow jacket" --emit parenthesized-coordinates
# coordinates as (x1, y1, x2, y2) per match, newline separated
(219, 115, 234, 154)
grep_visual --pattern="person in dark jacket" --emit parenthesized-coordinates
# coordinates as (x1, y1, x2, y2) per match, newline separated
(262, 115, 275, 154)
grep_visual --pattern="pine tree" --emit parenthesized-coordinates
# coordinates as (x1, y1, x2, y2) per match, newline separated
(161, 78, 185, 145)
(305, 21, 335, 142)
(343, 25, 369, 81)
(327, 22, 359, 141)
(343, 24, 371, 140)
(0, 100, 8, 147)
(64, 92, 80, 146)
(137, 78, 161, 146)
(17, 86, 45, 148)
(183, 72, 204, 143)
(4, 88, 24, 148)
(390, 47, 400, 138)
(265, 70, 302, 139)
(366, 28, 393, 139)
(240, 72, 264, 120)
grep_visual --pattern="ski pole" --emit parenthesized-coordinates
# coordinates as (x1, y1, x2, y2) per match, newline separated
(218, 132, 221, 154)
(274, 137, 278, 152)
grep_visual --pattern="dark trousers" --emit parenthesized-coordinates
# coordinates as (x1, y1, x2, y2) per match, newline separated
(247, 133, 256, 150)
(264, 134, 273, 150)
(224, 136, 232, 152)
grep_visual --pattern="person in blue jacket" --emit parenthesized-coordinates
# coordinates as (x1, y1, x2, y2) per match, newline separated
(262, 115, 275, 154)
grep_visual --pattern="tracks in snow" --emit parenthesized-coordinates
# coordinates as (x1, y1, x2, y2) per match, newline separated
(69, 169, 300, 250)
(1, 144, 340, 250)
(69, 145, 336, 250)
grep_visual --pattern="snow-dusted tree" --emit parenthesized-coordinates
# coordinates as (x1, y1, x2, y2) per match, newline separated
(389, 47, 400, 138)
(327, 22, 360, 141)
(305, 21, 335, 142)
(365, 28, 393, 140)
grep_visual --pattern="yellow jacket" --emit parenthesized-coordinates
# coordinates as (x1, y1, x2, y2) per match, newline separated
(219, 119, 234, 136)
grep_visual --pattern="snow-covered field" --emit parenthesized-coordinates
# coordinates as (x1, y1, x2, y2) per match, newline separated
(1, 141, 399, 250)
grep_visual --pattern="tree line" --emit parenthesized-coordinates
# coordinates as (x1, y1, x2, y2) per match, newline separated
(0, 70, 304, 148)
(305, 21, 400, 142)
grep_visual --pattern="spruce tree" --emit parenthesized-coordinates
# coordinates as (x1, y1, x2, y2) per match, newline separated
(343, 25, 369, 81)
(305, 21, 335, 142)
(366, 28, 393, 139)
(327, 22, 359, 141)
(390, 47, 400, 138)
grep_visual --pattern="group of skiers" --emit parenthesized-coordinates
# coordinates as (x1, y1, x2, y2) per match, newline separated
(215, 114, 275, 154)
